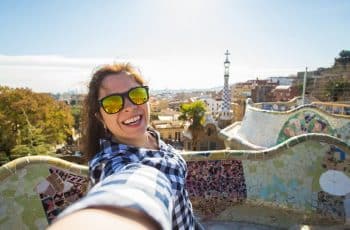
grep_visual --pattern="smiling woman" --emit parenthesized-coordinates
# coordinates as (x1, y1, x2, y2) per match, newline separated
(50, 63, 203, 230)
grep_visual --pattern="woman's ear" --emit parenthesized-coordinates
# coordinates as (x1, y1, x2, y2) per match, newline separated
(95, 112, 110, 137)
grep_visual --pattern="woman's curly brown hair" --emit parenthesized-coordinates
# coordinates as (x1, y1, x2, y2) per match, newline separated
(81, 63, 146, 161)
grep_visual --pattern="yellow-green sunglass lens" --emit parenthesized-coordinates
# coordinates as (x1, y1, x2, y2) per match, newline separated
(102, 95, 123, 114)
(129, 87, 148, 105)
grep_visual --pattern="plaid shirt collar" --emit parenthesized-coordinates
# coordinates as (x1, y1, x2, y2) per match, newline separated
(89, 128, 185, 186)
(91, 128, 169, 165)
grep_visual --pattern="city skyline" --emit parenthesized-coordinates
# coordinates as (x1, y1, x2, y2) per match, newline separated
(0, 0, 349, 93)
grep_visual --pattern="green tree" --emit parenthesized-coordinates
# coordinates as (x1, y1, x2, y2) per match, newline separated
(71, 104, 82, 131)
(178, 100, 206, 150)
(0, 86, 74, 162)
(325, 80, 350, 101)
(339, 50, 350, 58)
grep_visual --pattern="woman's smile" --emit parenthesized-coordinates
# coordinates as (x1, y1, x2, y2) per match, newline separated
(122, 115, 142, 126)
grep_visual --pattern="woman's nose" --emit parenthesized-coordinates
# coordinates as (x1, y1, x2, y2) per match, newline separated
(123, 97, 137, 111)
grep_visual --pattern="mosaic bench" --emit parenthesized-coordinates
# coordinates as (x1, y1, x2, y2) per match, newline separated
(1, 134, 350, 229)
(221, 99, 350, 149)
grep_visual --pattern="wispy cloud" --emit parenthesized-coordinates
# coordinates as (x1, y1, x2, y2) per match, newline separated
(0, 55, 99, 93)
(0, 54, 302, 93)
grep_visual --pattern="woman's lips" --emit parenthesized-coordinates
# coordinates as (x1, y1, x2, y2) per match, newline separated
(122, 115, 142, 126)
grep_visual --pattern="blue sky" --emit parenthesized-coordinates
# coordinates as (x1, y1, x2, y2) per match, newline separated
(0, 0, 349, 93)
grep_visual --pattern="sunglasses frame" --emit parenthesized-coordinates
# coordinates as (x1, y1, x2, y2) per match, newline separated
(98, 86, 149, 114)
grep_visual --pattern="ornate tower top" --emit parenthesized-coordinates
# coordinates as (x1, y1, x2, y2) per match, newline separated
(224, 50, 230, 76)
(219, 50, 233, 126)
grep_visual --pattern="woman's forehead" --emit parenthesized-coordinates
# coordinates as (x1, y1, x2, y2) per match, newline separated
(99, 73, 139, 96)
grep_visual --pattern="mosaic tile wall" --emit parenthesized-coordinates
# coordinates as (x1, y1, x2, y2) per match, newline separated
(277, 110, 335, 144)
(0, 164, 48, 229)
(185, 140, 349, 223)
(35, 166, 88, 223)
(312, 102, 350, 116)
(1, 137, 350, 229)
(335, 122, 350, 145)
(253, 98, 350, 116)
(186, 160, 246, 218)
(226, 105, 350, 148)
(0, 156, 88, 230)
(257, 100, 300, 112)
(244, 141, 328, 210)
(253, 96, 302, 109)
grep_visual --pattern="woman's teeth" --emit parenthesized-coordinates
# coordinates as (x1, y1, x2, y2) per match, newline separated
(123, 115, 141, 125)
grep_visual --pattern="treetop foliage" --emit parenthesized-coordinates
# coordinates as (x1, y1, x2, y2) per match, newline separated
(0, 86, 74, 162)
(178, 100, 207, 149)
(178, 100, 207, 127)
(339, 50, 350, 58)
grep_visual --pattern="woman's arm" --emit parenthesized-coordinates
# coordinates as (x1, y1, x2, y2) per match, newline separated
(48, 206, 159, 230)
(49, 164, 173, 230)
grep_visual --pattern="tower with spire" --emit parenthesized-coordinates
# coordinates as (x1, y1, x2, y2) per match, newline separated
(219, 50, 233, 128)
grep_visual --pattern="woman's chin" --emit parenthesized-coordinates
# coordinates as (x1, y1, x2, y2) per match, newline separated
(121, 119, 147, 136)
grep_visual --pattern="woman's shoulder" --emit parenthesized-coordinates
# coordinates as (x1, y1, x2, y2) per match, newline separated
(89, 138, 130, 166)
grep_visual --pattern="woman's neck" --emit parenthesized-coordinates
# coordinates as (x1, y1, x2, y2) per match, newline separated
(114, 132, 158, 150)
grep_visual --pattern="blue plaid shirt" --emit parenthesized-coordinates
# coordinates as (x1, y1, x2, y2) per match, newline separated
(89, 130, 197, 229)
(58, 164, 173, 229)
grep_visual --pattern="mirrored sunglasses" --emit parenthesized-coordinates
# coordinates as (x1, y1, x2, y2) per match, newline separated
(99, 86, 149, 114)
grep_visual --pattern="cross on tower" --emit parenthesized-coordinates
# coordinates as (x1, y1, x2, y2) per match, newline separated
(225, 50, 230, 60)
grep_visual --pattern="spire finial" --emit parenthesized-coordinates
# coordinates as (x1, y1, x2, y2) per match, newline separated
(225, 50, 230, 63)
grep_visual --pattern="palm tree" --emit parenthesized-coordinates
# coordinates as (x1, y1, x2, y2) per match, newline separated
(178, 100, 206, 150)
